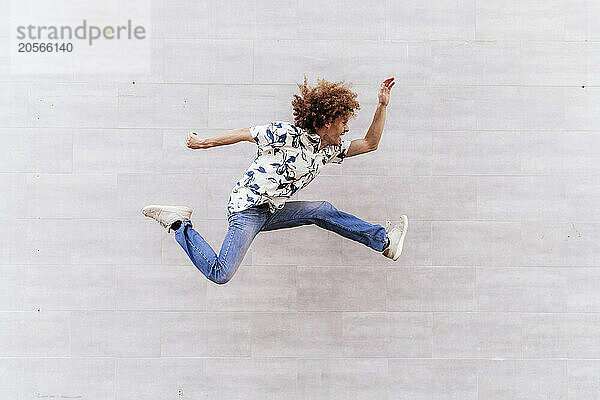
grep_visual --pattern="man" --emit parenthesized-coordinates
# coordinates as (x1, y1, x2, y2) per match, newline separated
(142, 76, 407, 285)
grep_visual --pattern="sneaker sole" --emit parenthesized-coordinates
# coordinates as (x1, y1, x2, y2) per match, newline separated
(392, 215, 408, 261)
(141, 205, 193, 231)
(141, 205, 192, 217)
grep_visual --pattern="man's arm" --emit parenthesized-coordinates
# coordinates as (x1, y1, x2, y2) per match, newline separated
(346, 77, 395, 158)
(186, 128, 255, 149)
(346, 103, 387, 157)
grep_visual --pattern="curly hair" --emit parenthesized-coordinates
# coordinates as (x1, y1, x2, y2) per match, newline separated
(292, 76, 360, 134)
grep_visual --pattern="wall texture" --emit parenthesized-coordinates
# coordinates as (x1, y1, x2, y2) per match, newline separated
(2, 0, 600, 398)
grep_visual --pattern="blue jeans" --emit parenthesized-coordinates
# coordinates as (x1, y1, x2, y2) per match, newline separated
(174, 200, 387, 284)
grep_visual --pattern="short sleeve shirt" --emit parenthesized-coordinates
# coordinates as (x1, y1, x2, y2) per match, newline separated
(226, 121, 351, 217)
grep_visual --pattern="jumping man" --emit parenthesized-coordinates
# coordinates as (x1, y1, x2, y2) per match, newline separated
(142, 76, 408, 284)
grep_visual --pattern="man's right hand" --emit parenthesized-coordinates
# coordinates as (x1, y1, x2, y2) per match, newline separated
(187, 128, 253, 149)
(186, 132, 207, 149)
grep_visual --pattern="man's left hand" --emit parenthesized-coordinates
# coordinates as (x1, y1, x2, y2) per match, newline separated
(378, 76, 395, 107)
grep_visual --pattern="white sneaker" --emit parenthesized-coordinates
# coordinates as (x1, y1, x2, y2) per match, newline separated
(141, 205, 193, 233)
(383, 215, 408, 261)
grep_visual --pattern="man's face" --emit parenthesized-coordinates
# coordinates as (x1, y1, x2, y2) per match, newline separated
(324, 116, 349, 145)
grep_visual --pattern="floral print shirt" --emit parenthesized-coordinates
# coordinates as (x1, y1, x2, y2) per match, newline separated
(227, 121, 351, 217)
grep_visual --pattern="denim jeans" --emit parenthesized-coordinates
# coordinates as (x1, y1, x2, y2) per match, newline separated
(174, 200, 387, 284)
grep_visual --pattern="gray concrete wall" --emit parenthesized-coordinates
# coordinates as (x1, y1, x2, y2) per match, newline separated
(1, 0, 600, 398)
